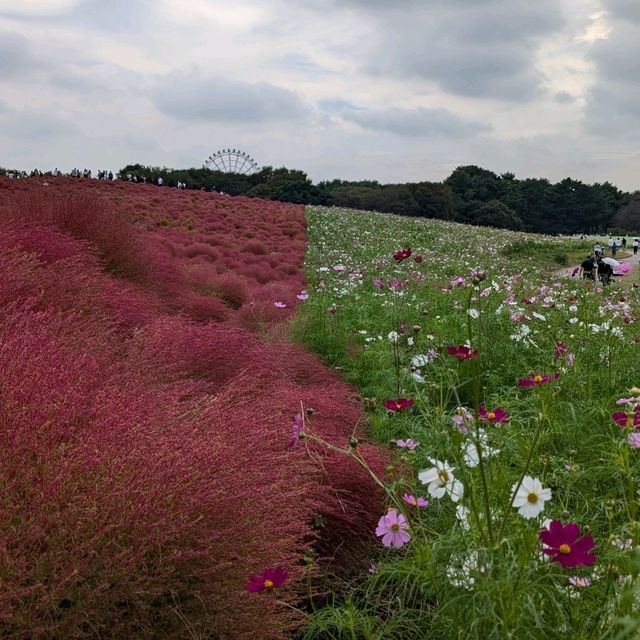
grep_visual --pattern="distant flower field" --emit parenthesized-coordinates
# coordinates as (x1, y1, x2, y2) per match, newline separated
(296, 206, 640, 639)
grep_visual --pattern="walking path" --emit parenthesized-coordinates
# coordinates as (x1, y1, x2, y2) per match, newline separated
(559, 249, 640, 283)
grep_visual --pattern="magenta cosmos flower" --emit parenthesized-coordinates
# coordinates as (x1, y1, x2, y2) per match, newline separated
(518, 372, 559, 387)
(447, 345, 479, 360)
(393, 247, 412, 261)
(245, 567, 289, 592)
(478, 404, 510, 424)
(403, 493, 429, 508)
(384, 398, 415, 412)
(554, 341, 567, 358)
(539, 520, 596, 568)
(612, 412, 640, 428)
(375, 508, 411, 548)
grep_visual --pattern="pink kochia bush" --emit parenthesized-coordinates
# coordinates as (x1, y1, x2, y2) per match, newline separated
(0, 180, 385, 639)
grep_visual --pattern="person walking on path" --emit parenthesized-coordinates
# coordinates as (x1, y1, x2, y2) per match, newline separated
(612, 239, 618, 257)
(634, 238, 639, 255)
(594, 242, 603, 259)
(622, 237, 627, 250)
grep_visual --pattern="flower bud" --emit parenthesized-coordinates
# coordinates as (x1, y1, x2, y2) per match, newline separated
(349, 437, 359, 449)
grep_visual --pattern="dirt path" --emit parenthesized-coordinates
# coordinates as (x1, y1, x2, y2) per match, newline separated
(558, 249, 640, 284)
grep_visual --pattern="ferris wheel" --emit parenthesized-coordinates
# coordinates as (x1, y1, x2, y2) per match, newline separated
(203, 149, 260, 175)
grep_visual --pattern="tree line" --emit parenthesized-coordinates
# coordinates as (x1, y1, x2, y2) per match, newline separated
(5, 162, 640, 234)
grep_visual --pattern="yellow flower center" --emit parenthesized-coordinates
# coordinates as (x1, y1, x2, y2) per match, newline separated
(487, 411, 496, 421)
(390, 523, 400, 532)
(438, 470, 449, 483)
(558, 544, 571, 555)
(534, 375, 543, 383)
(264, 579, 274, 588)
(527, 492, 539, 504)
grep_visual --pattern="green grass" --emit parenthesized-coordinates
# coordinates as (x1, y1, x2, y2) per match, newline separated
(293, 206, 640, 639)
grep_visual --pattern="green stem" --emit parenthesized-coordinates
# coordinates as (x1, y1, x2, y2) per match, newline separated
(495, 411, 547, 543)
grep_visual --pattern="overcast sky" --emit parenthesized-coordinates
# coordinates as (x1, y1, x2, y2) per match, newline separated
(1, 0, 639, 189)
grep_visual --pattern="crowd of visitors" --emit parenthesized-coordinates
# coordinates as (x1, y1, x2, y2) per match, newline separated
(4, 167, 197, 191)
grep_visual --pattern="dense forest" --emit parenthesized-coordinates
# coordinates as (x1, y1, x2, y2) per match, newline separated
(5, 162, 640, 235)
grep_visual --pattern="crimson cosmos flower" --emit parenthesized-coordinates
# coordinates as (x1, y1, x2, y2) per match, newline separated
(384, 398, 415, 412)
(447, 345, 479, 360)
(539, 520, 596, 568)
(518, 372, 560, 387)
(611, 411, 640, 428)
(393, 248, 412, 261)
(478, 404, 510, 424)
(245, 567, 288, 592)
(554, 341, 567, 358)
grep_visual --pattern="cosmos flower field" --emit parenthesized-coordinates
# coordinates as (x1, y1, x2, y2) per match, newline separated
(2, 178, 640, 639)
(297, 206, 640, 639)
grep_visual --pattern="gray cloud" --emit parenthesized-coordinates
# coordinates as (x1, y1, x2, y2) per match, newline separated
(152, 70, 310, 123)
(553, 90, 575, 104)
(353, 0, 565, 101)
(605, 0, 640, 24)
(0, 106, 77, 140)
(0, 30, 38, 79)
(584, 20, 640, 137)
(328, 103, 490, 138)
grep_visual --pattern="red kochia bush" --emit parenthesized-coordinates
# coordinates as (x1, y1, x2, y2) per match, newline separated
(0, 179, 386, 638)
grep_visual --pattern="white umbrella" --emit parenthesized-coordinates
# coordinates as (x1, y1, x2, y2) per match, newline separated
(602, 257, 620, 267)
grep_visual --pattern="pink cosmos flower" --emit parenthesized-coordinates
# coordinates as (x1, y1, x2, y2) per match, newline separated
(393, 247, 412, 261)
(274, 301, 287, 308)
(287, 414, 304, 449)
(629, 432, 640, 448)
(372, 277, 385, 289)
(568, 576, 591, 587)
(394, 438, 419, 449)
(375, 508, 411, 548)
(384, 398, 415, 412)
(611, 412, 640, 428)
(245, 567, 288, 592)
(518, 372, 560, 387)
(296, 290, 309, 301)
(388, 279, 404, 290)
(478, 404, 510, 424)
(539, 520, 596, 568)
(403, 493, 429, 508)
(333, 263, 346, 271)
(447, 345, 479, 360)
(566, 353, 575, 366)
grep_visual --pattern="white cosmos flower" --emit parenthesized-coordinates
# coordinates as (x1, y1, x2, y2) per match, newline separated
(462, 432, 500, 468)
(455, 504, 470, 530)
(388, 331, 399, 343)
(512, 475, 552, 519)
(418, 460, 464, 502)
(468, 308, 479, 319)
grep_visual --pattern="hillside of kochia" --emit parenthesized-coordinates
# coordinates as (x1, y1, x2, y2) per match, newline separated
(0, 178, 386, 639)
(296, 206, 640, 639)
